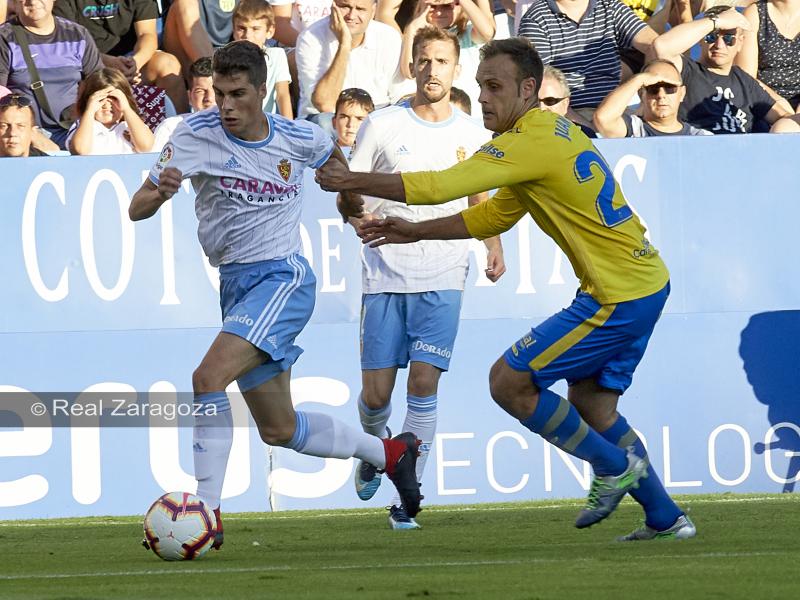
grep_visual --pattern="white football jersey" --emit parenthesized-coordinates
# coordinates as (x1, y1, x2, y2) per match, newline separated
(349, 103, 490, 293)
(149, 108, 334, 267)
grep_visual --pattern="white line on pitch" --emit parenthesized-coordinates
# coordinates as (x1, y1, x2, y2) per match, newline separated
(1, 494, 796, 528)
(0, 551, 788, 581)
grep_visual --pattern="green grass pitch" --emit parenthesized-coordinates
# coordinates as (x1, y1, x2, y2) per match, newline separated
(0, 493, 797, 599)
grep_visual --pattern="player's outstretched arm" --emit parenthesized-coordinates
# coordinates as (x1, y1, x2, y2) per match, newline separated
(129, 167, 182, 221)
(358, 213, 471, 247)
(327, 145, 366, 220)
(316, 159, 407, 202)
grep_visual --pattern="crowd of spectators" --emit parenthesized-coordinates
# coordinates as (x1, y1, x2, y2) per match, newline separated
(1, 0, 799, 158)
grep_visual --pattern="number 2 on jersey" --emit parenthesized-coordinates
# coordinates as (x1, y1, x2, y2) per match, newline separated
(573, 150, 632, 228)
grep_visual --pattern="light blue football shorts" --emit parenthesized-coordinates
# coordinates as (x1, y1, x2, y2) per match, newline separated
(503, 282, 670, 394)
(219, 254, 315, 391)
(360, 290, 463, 371)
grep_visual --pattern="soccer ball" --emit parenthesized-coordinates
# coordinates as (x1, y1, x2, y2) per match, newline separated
(142, 492, 217, 561)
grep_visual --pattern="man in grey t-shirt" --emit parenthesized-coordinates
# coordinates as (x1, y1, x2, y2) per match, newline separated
(594, 58, 710, 137)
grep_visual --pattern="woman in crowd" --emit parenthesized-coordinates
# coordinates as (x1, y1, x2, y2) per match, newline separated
(737, 0, 800, 111)
(68, 68, 154, 156)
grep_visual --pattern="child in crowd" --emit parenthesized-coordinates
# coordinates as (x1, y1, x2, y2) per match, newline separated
(333, 88, 374, 154)
(232, 0, 294, 119)
(67, 68, 154, 156)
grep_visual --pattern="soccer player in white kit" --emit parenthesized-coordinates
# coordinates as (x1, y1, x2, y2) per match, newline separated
(346, 27, 505, 529)
(129, 41, 422, 549)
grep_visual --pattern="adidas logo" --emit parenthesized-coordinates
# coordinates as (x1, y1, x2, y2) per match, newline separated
(396, 145, 410, 155)
(224, 155, 242, 170)
(266, 335, 278, 347)
(193, 442, 206, 453)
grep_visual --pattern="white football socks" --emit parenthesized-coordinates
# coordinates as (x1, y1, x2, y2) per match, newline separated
(193, 392, 233, 510)
(357, 393, 392, 438)
(288, 411, 386, 468)
(390, 393, 437, 508)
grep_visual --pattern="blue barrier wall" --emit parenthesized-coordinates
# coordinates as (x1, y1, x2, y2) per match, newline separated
(1, 134, 799, 519)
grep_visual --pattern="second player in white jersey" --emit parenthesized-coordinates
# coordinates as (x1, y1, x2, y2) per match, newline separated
(149, 109, 332, 267)
(346, 27, 505, 531)
(350, 102, 489, 293)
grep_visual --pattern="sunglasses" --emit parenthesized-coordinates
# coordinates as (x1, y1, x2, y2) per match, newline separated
(643, 83, 679, 95)
(540, 96, 568, 106)
(0, 94, 32, 108)
(339, 88, 373, 102)
(704, 32, 737, 46)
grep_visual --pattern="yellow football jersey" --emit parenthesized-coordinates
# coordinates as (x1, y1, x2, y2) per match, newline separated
(401, 110, 669, 305)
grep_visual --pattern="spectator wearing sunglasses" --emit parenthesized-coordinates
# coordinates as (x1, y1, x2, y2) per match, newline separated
(538, 65, 596, 137)
(653, 5, 792, 133)
(735, 0, 800, 112)
(594, 58, 710, 137)
(0, 92, 48, 156)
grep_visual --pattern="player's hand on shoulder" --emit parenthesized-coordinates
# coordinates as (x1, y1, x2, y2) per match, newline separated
(485, 246, 506, 283)
(158, 167, 183, 201)
(358, 216, 418, 247)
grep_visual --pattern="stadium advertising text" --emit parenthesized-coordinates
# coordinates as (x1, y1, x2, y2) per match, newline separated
(2, 137, 799, 518)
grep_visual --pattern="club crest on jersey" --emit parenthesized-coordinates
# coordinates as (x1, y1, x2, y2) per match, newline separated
(158, 143, 173, 167)
(456, 146, 466, 162)
(278, 158, 292, 182)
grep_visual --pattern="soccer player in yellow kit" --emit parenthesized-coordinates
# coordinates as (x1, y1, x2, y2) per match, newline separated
(316, 37, 696, 540)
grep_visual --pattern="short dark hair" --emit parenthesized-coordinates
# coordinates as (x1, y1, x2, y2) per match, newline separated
(188, 57, 213, 82)
(480, 37, 544, 96)
(213, 40, 267, 89)
(449, 86, 471, 115)
(411, 26, 460, 62)
(335, 88, 375, 115)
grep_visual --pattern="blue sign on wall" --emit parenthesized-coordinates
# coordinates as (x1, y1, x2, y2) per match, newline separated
(1, 135, 799, 519)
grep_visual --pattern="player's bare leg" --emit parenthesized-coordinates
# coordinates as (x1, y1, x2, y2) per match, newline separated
(488, 357, 647, 528)
(569, 379, 694, 540)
